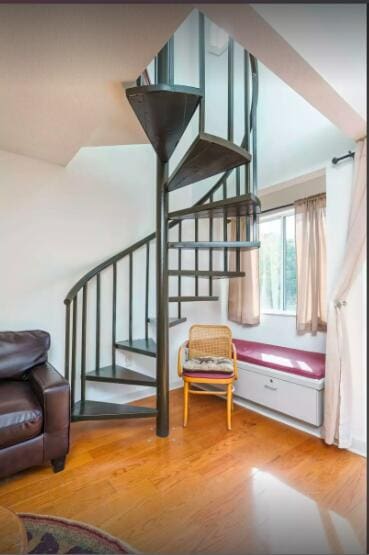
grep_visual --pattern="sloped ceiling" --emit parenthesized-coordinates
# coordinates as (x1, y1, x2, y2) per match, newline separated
(0, 4, 191, 165)
(198, 4, 366, 142)
(252, 3, 366, 120)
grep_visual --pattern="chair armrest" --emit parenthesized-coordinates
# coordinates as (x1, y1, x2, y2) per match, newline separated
(29, 363, 70, 437)
(232, 343, 238, 380)
(177, 342, 188, 377)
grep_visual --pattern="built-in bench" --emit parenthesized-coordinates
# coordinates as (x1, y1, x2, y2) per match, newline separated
(233, 339, 325, 427)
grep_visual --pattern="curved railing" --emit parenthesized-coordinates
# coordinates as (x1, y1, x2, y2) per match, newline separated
(64, 17, 259, 408)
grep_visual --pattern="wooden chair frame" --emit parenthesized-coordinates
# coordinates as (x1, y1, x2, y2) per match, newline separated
(177, 325, 238, 430)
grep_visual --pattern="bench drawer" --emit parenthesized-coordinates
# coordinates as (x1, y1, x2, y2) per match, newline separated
(235, 367, 323, 426)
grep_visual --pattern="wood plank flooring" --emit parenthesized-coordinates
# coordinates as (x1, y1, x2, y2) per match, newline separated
(0, 389, 366, 554)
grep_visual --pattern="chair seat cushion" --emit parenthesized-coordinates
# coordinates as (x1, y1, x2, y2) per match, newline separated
(0, 381, 43, 449)
(183, 370, 234, 379)
(183, 356, 234, 374)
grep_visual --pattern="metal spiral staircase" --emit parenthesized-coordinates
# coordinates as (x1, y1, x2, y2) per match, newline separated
(64, 13, 261, 437)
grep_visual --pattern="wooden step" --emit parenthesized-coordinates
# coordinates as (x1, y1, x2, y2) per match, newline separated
(169, 296, 219, 302)
(85, 365, 156, 386)
(167, 133, 251, 192)
(169, 193, 260, 220)
(168, 241, 260, 250)
(126, 84, 202, 162)
(148, 317, 187, 328)
(72, 400, 157, 421)
(115, 338, 156, 358)
(168, 270, 245, 279)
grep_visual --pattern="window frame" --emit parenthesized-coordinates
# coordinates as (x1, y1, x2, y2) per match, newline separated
(259, 207, 296, 316)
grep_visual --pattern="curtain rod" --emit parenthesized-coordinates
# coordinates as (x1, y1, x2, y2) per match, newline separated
(332, 150, 355, 165)
(261, 203, 293, 214)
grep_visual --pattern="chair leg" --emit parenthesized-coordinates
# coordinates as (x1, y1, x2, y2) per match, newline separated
(183, 382, 189, 427)
(227, 383, 232, 431)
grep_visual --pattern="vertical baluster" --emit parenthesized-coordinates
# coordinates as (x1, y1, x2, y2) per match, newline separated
(95, 273, 100, 373)
(250, 54, 258, 194)
(129, 252, 133, 343)
(195, 217, 199, 296)
(198, 12, 205, 131)
(223, 179, 228, 271)
(236, 167, 241, 272)
(224, 38, 234, 272)
(168, 36, 174, 85)
(71, 296, 77, 409)
(64, 302, 70, 381)
(209, 194, 213, 295)
(154, 56, 158, 85)
(244, 50, 251, 195)
(145, 243, 150, 340)
(178, 222, 182, 317)
(112, 262, 117, 371)
(228, 38, 234, 142)
(81, 284, 87, 405)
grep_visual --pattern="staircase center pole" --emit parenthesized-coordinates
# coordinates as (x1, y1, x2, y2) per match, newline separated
(156, 42, 172, 437)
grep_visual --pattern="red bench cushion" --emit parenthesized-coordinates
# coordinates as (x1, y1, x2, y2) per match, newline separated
(233, 339, 325, 380)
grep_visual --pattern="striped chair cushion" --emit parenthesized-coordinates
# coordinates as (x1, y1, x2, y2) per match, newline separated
(183, 355, 234, 374)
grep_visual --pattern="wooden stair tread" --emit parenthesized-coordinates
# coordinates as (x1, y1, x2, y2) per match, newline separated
(169, 193, 260, 220)
(168, 241, 260, 250)
(168, 270, 245, 279)
(85, 365, 156, 386)
(148, 317, 187, 328)
(169, 296, 219, 302)
(167, 132, 251, 191)
(126, 84, 202, 162)
(72, 400, 157, 421)
(115, 338, 157, 358)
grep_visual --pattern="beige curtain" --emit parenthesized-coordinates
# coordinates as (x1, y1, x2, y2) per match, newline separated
(324, 138, 367, 448)
(295, 193, 327, 334)
(228, 219, 260, 325)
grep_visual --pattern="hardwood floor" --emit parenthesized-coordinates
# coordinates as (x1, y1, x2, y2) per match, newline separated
(0, 389, 366, 554)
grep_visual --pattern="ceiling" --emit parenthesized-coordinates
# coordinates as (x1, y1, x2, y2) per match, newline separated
(0, 4, 191, 165)
(0, 4, 366, 166)
(252, 3, 367, 119)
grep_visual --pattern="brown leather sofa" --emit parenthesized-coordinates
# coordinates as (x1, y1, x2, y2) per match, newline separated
(0, 330, 70, 479)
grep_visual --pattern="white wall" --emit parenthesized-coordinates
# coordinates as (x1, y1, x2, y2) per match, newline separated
(257, 62, 356, 189)
(0, 146, 156, 389)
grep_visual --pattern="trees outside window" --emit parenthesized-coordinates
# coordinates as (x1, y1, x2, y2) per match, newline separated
(259, 210, 296, 313)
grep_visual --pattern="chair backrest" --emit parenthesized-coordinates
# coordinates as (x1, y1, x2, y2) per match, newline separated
(188, 325, 232, 359)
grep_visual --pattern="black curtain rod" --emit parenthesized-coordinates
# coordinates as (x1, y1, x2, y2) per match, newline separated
(261, 203, 293, 215)
(332, 150, 355, 165)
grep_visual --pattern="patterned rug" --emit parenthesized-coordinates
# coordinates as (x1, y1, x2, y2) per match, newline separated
(19, 513, 135, 554)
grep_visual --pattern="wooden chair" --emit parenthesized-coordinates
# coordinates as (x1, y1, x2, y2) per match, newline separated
(177, 324, 238, 430)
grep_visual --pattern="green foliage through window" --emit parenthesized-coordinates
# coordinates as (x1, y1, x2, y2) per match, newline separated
(259, 212, 296, 313)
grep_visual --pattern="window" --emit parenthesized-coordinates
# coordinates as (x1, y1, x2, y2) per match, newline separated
(259, 210, 296, 314)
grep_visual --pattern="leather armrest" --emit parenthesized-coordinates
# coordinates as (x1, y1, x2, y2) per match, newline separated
(29, 363, 70, 433)
(29, 363, 70, 460)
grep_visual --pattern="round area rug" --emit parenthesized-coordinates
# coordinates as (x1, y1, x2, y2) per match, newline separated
(18, 513, 136, 554)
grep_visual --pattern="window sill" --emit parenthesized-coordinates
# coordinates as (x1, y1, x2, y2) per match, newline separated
(262, 310, 296, 317)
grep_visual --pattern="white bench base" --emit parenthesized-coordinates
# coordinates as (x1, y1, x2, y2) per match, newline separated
(235, 360, 324, 427)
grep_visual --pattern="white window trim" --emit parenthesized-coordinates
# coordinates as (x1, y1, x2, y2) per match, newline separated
(260, 207, 296, 316)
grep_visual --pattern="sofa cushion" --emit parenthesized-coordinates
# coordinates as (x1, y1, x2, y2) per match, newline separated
(183, 356, 234, 374)
(0, 381, 43, 449)
(0, 330, 50, 380)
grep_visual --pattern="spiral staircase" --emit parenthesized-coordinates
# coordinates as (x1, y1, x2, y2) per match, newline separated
(64, 13, 261, 437)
